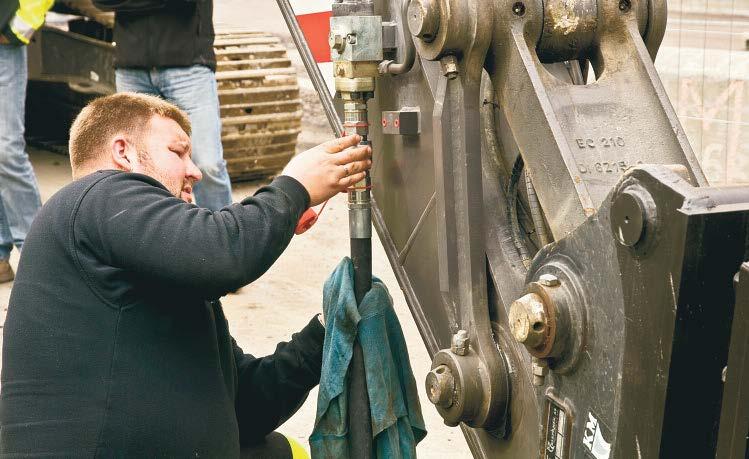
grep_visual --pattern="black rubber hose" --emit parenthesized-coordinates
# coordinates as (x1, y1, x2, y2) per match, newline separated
(525, 171, 551, 246)
(348, 237, 373, 459)
(508, 155, 531, 269)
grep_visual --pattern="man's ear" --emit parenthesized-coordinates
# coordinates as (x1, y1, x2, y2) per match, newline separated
(111, 136, 136, 172)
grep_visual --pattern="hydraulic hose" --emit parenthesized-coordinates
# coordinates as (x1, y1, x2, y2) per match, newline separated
(525, 172, 551, 246)
(508, 155, 531, 269)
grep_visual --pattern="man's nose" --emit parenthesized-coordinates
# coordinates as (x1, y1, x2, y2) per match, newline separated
(187, 158, 203, 183)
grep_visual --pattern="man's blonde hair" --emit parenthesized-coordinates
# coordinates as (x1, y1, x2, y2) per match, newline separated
(69, 92, 191, 170)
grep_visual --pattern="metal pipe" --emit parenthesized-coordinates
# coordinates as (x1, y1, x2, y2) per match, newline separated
(350, 231, 373, 457)
(275, 0, 343, 137)
(345, 108, 374, 459)
(525, 172, 551, 246)
(274, 2, 372, 456)
(508, 155, 531, 268)
(378, 0, 416, 75)
(331, 2, 375, 456)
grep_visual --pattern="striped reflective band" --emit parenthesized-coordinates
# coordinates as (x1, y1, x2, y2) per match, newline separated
(10, 15, 34, 44)
(285, 434, 311, 459)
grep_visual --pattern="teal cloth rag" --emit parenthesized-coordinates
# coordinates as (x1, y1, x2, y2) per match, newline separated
(310, 258, 427, 458)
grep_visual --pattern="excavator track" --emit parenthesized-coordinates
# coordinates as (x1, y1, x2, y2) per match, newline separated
(35, 4, 303, 182)
(214, 30, 303, 181)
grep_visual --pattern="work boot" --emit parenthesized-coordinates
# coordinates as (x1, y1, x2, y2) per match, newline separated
(0, 259, 14, 284)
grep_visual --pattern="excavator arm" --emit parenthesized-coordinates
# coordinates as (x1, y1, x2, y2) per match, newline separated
(284, 0, 749, 456)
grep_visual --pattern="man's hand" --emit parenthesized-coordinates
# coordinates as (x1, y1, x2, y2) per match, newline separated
(282, 135, 372, 206)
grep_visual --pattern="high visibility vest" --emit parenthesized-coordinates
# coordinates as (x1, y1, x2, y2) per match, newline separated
(1, 0, 54, 45)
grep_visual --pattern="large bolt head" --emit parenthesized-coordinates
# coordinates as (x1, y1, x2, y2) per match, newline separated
(509, 293, 548, 348)
(425, 364, 455, 407)
(407, 0, 440, 42)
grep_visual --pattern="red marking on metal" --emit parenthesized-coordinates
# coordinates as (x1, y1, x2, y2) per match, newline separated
(296, 11, 332, 63)
(394, 118, 400, 128)
(382, 118, 388, 127)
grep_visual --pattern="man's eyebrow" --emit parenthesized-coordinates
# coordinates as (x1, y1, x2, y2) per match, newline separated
(170, 140, 191, 152)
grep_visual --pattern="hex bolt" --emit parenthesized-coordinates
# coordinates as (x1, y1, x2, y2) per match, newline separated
(532, 357, 548, 386)
(407, 0, 440, 42)
(508, 293, 548, 349)
(538, 273, 560, 287)
(618, 0, 631, 11)
(329, 32, 346, 53)
(451, 329, 469, 355)
(441, 55, 459, 80)
(346, 34, 357, 45)
(425, 364, 455, 407)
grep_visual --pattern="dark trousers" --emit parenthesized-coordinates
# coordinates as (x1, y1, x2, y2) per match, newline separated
(240, 432, 296, 459)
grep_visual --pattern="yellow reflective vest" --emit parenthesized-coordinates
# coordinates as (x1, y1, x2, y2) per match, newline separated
(2, 0, 54, 45)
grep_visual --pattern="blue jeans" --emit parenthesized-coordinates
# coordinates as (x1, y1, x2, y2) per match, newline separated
(0, 45, 42, 261)
(115, 66, 233, 210)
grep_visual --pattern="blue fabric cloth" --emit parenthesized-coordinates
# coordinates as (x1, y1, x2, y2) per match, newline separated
(0, 44, 42, 260)
(311, 258, 426, 458)
(115, 65, 234, 211)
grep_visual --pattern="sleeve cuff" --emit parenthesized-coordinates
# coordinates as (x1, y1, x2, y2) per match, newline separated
(292, 315, 326, 378)
(271, 175, 311, 211)
(243, 175, 310, 217)
(297, 314, 325, 350)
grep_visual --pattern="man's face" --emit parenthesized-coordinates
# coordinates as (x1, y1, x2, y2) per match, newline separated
(131, 116, 203, 203)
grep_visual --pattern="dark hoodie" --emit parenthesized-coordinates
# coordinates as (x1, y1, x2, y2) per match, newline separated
(0, 171, 323, 456)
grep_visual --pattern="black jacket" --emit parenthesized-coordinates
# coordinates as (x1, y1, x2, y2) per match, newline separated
(0, 2, 18, 42)
(92, 0, 217, 70)
(0, 171, 323, 456)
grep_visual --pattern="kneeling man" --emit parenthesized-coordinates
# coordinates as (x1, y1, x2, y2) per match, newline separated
(0, 93, 371, 456)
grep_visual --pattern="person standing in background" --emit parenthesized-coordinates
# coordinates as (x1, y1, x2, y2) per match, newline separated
(92, 0, 234, 210)
(0, 0, 53, 283)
